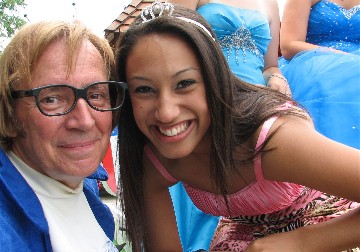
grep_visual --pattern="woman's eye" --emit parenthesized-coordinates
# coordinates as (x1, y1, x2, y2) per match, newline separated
(134, 86, 153, 93)
(177, 80, 196, 89)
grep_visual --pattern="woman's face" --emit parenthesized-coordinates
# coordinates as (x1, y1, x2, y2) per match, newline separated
(125, 33, 211, 159)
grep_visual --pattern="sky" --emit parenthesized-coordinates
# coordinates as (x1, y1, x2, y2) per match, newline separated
(18, 0, 286, 36)
(1, 0, 286, 49)
(19, 0, 132, 36)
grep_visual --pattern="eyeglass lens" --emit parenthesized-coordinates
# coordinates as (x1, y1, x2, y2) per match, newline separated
(36, 82, 124, 116)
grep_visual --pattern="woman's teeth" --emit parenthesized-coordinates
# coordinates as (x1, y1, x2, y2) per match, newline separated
(159, 122, 189, 136)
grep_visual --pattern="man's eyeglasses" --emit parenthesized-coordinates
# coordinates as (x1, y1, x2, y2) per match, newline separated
(11, 81, 127, 116)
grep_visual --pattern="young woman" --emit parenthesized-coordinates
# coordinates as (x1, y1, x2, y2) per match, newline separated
(115, 3, 360, 251)
(167, 1, 291, 249)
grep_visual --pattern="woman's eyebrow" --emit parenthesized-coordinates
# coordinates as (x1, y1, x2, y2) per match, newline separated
(172, 67, 200, 78)
(127, 76, 151, 82)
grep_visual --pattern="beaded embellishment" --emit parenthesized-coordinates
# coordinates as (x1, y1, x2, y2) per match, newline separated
(219, 23, 262, 64)
(339, 5, 360, 19)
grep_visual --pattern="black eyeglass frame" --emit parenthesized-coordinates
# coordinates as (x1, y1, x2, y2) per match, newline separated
(11, 81, 128, 117)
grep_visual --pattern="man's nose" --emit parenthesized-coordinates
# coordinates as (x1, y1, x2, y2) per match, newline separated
(65, 98, 96, 130)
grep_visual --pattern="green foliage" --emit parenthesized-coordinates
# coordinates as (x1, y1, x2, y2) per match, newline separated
(0, 0, 27, 53)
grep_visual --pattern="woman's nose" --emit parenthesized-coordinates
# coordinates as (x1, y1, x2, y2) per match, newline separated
(155, 94, 180, 123)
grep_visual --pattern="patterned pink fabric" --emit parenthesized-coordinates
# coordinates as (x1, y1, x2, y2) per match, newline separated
(144, 115, 304, 217)
(209, 189, 359, 251)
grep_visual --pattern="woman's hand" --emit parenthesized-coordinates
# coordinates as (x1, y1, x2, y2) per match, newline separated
(266, 73, 292, 97)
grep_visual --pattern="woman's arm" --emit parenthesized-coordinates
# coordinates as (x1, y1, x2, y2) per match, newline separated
(143, 156, 182, 251)
(262, 0, 290, 95)
(280, 0, 321, 60)
(256, 115, 360, 251)
(264, 116, 359, 201)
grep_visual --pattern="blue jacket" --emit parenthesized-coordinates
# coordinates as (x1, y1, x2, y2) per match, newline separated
(0, 149, 115, 252)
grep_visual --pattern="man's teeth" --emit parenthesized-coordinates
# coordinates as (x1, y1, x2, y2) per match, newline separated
(159, 123, 189, 136)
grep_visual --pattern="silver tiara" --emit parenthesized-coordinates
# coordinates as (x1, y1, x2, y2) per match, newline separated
(140, 0, 215, 41)
(141, 1, 174, 23)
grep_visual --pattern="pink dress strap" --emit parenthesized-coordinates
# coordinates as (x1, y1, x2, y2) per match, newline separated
(254, 102, 293, 180)
(253, 116, 278, 181)
(144, 145, 178, 183)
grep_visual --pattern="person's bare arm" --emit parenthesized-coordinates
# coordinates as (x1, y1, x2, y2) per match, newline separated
(264, 116, 359, 201)
(280, 0, 322, 60)
(253, 115, 360, 251)
(143, 156, 182, 251)
(263, 0, 281, 74)
(262, 0, 290, 95)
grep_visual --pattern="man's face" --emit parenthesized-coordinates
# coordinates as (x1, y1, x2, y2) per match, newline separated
(11, 39, 112, 189)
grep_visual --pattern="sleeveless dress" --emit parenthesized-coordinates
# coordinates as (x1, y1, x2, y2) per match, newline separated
(145, 116, 359, 251)
(279, 0, 360, 149)
(197, 3, 271, 85)
(169, 4, 273, 251)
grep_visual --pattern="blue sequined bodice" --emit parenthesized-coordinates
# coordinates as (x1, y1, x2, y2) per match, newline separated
(197, 3, 271, 85)
(307, 0, 360, 52)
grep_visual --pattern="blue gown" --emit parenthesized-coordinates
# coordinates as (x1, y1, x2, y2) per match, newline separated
(279, 0, 360, 149)
(170, 4, 273, 251)
(198, 3, 271, 85)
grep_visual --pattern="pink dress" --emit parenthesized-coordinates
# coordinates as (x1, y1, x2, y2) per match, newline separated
(144, 116, 359, 251)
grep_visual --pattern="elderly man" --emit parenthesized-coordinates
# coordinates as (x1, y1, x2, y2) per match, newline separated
(0, 20, 126, 251)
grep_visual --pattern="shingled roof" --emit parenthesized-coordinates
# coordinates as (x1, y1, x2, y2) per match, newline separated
(104, 0, 157, 46)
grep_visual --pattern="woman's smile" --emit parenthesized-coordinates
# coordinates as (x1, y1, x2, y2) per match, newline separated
(157, 121, 190, 137)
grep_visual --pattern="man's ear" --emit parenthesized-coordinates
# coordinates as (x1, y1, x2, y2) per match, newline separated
(6, 116, 21, 138)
